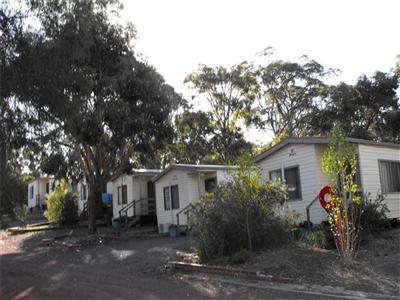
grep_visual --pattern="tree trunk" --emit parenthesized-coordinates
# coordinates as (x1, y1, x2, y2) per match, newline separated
(246, 208, 252, 251)
(87, 174, 107, 235)
(87, 174, 97, 235)
(0, 140, 6, 207)
(94, 177, 105, 218)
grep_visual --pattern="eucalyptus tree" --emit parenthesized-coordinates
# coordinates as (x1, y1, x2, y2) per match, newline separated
(11, 0, 184, 233)
(185, 63, 257, 163)
(309, 71, 399, 142)
(256, 56, 332, 137)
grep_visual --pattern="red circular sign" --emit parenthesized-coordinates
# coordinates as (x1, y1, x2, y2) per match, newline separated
(319, 186, 334, 211)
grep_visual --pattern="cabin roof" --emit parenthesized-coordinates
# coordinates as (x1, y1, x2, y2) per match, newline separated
(152, 164, 237, 183)
(254, 137, 400, 163)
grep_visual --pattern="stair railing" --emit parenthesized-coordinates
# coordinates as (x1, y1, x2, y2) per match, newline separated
(306, 195, 319, 230)
(176, 203, 194, 235)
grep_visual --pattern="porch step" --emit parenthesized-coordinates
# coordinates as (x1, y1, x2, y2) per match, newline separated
(125, 216, 141, 229)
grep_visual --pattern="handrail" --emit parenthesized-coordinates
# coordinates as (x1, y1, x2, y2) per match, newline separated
(119, 200, 136, 219)
(118, 197, 155, 220)
(176, 203, 194, 218)
(306, 195, 319, 231)
(176, 203, 195, 235)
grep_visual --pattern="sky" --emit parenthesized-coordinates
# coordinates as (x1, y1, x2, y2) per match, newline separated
(121, 0, 400, 144)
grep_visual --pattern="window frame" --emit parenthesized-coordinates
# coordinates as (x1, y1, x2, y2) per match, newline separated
(122, 185, 127, 204)
(171, 184, 180, 210)
(204, 177, 217, 193)
(163, 186, 171, 211)
(117, 185, 128, 205)
(378, 159, 400, 194)
(284, 165, 302, 201)
(30, 186, 34, 199)
(81, 184, 87, 201)
(269, 169, 282, 181)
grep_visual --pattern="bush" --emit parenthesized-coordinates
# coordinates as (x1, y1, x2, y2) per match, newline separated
(229, 249, 252, 264)
(44, 179, 78, 225)
(360, 193, 390, 234)
(13, 204, 27, 226)
(306, 230, 327, 249)
(190, 160, 290, 261)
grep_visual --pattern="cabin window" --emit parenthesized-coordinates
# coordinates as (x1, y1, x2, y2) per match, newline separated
(118, 185, 127, 205)
(379, 160, 400, 193)
(269, 169, 282, 181)
(284, 166, 302, 200)
(30, 186, 34, 199)
(163, 187, 170, 211)
(46, 183, 50, 194)
(147, 181, 155, 198)
(205, 177, 217, 193)
(171, 185, 180, 209)
(81, 185, 87, 201)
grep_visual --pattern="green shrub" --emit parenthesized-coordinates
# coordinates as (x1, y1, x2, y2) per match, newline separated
(13, 204, 27, 226)
(306, 230, 327, 249)
(44, 179, 78, 225)
(190, 160, 290, 261)
(360, 193, 390, 234)
(229, 249, 252, 265)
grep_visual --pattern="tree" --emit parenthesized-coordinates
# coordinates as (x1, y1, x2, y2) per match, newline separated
(185, 63, 257, 163)
(11, 0, 184, 234)
(256, 56, 331, 137)
(172, 111, 215, 164)
(321, 130, 362, 261)
(0, 0, 33, 215)
(310, 71, 400, 142)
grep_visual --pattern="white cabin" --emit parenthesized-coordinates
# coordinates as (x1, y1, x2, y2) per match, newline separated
(153, 164, 236, 233)
(27, 177, 55, 210)
(254, 137, 400, 224)
(111, 170, 161, 221)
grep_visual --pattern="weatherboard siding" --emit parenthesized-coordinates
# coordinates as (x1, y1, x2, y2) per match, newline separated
(155, 169, 193, 231)
(358, 144, 400, 219)
(257, 144, 330, 224)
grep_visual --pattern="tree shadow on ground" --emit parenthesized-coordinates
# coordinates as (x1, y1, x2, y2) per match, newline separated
(0, 227, 248, 299)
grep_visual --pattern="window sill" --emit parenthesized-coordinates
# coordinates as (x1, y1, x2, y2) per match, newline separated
(287, 198, 302, 202)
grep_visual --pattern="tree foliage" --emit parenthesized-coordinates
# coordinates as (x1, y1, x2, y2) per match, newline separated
(310, 72, 400, 142)
(256, 56, 331, 137)
(172, 111, 215, 164)
(185, 63, 257, 163)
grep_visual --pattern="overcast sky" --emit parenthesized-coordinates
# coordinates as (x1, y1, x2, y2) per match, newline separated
(121, 0, 400, 143)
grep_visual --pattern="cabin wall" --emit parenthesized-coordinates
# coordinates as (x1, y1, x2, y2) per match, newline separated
(358, 144, 400, 219)
(256, 144, 330, 224)
(155, 169, 193, 232)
